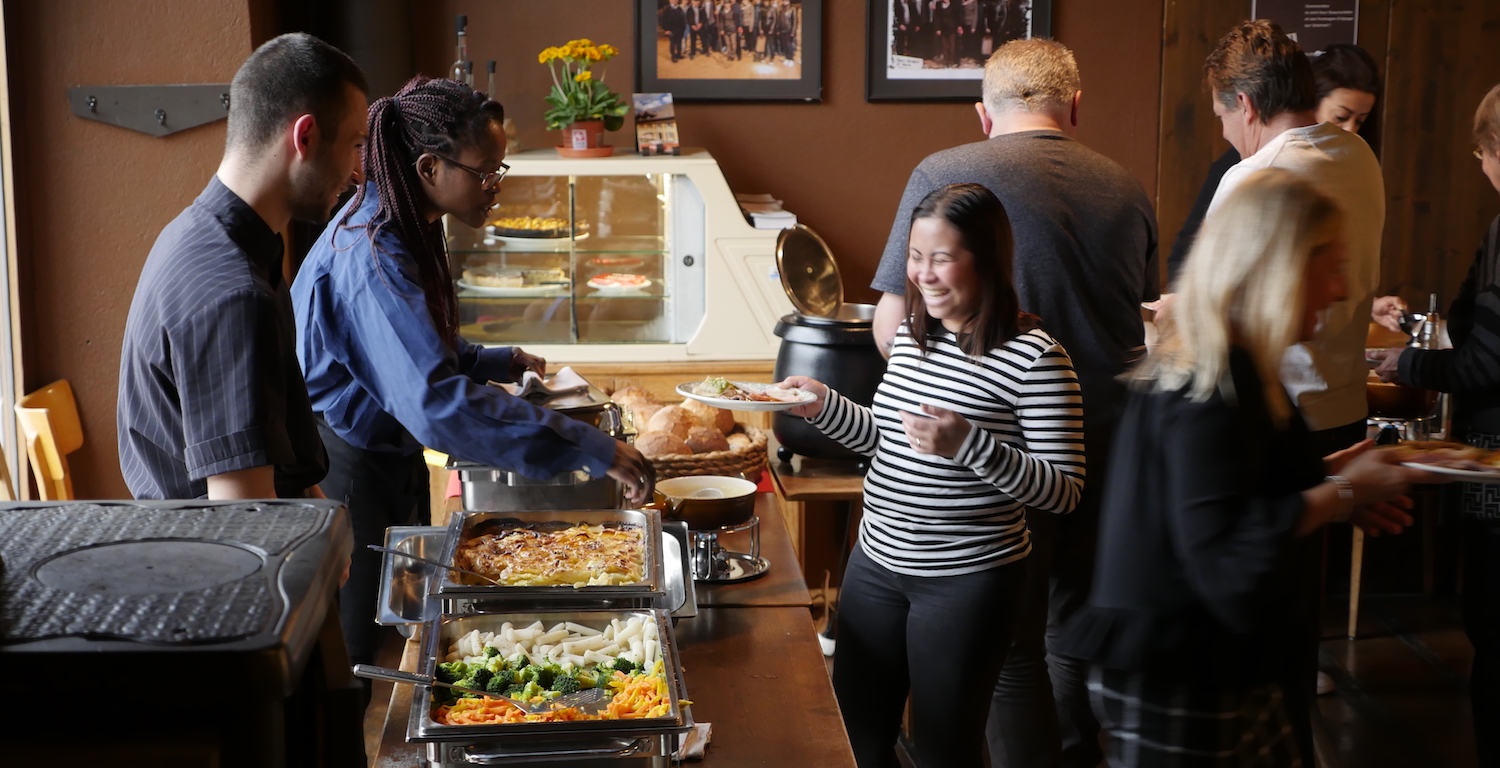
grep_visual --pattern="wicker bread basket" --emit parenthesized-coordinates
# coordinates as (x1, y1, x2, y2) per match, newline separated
(648, 425, 768, 481)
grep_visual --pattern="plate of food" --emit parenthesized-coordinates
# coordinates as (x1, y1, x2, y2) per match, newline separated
(587, 273, 652, 293)
(1394, 441, 1500, 482)
(676, 377, 815, 412)
(457, 279, 567, 297)
(459, 268, 569, 297)
(486, 216, 589, 239)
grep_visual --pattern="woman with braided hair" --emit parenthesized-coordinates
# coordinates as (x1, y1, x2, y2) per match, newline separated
(292, 76, 655, 676)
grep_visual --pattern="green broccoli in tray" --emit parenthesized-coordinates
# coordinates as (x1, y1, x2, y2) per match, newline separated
(549, 672, 581, 695)
(452, 667, 494, 699)
(575, 667, 605, 689)
(610, 657, 639, 675)
(482, 645, 501, 658)
(435, 661, 469, 685)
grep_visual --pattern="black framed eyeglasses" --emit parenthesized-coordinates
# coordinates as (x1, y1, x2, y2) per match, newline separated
(428, 154, 509, 189)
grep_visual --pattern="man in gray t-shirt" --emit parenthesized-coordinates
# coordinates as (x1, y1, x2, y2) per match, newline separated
(870, 39, 1157, 768)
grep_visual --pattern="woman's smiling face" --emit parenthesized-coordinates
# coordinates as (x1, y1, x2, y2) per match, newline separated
(907, 216, 979, 332)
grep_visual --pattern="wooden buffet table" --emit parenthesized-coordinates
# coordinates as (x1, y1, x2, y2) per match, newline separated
(370, 494, 852, 767)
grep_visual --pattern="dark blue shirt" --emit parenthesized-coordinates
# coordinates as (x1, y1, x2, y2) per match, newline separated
(292, 185, 616, 479)
(118, 177, 327, 499)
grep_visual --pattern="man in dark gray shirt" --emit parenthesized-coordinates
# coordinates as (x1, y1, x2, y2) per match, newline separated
(871, 38, 1158, 768)
(119, 33, 368, 501)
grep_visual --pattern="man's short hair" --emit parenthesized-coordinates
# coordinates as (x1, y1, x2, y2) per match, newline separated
(1203, 20, 1317, 122)
(981, 38, 1080, 116)
(1475, 83, 1500, 153)
(226, 33, 368, 151)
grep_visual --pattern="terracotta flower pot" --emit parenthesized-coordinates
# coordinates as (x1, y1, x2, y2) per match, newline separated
(557, 120, 613, 158)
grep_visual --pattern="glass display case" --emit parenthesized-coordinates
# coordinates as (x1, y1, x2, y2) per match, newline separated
(444, 149, 795, 363)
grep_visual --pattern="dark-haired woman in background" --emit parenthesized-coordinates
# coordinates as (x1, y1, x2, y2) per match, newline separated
(291, 76, 654, 677)
(780, 183, 1086, 768)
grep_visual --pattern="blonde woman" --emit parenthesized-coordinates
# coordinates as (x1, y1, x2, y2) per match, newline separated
(1058, 168, 1438, 767)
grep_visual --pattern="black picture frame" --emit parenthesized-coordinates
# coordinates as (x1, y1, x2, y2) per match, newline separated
(636, 0, 823, 102)
(866, 0, 1052, 102)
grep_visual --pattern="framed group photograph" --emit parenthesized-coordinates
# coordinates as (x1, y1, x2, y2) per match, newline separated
(635, 0, 823, 101)
(866, 0, 1052, 101)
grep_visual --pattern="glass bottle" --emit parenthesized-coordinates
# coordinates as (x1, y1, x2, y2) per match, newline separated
(451, 15, 472, 86)
(486, 60, 521, 154)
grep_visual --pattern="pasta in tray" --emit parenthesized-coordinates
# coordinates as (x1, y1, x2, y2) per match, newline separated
(454, 523, 645, 587)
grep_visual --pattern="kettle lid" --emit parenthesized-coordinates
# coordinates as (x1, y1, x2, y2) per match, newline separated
(776, 224, 843, 318)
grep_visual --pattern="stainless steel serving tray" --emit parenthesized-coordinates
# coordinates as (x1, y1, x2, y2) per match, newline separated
(376, 522, 698, 630)
(408, 608, 691, 743)
(435, 509, 665, 603)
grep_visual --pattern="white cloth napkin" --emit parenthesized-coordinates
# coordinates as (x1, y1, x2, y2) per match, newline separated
(674, 722, 712, 760)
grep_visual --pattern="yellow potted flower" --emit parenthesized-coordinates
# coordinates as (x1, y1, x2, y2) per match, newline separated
(539, 39, 628, 157)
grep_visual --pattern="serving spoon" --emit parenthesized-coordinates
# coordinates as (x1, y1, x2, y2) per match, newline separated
(352, 664, 610, 714)
(367, 543, 507, 587)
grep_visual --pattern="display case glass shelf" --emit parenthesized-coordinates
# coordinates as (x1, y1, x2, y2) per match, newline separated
(447, 172, 690, 345)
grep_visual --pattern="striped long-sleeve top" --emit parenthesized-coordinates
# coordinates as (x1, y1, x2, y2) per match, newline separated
(809, 324, 1086, 576)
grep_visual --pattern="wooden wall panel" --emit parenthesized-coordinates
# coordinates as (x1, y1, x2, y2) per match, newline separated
(1155, 0, 1250, 272)
(1378, 0, 1500, 307)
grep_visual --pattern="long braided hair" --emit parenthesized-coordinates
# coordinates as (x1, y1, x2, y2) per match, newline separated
(342, 76, 505, 343)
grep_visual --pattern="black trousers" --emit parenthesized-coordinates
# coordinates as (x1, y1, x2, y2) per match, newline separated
(1279, 419, 1366, 765)
(989, 427, 1112, 768)
(1464, 516, 1500, 767)
(833, 543, 1026, 768)
(317, 421, 430, 676)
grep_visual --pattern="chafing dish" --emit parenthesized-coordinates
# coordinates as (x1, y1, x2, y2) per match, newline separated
(377, 521, 697, 630)
(435, 509, 666, 611)
(408, 608, 692, 766)
(452, 381, 633, 513)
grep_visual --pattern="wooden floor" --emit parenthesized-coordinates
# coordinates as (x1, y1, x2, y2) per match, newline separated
(360, 596, 1480, 767)
(1315, 593, 1478, 768)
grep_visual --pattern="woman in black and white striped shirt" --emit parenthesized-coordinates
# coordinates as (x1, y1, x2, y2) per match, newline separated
(781, 183, 1085, 768)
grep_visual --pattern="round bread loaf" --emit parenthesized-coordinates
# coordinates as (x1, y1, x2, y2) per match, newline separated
(631, 403, 663, 431)
(681, 398, 736, 434)
(685, 426, 731, 454)
(636, 430, 692, 458)
(725, 432, 752, 451)
(610, 385, 658, 409)
(647, 404, 694, 440)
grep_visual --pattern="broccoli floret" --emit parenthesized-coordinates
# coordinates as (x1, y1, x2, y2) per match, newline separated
(483, 645, 501, 658)
(550, 673, 581, 694)
(610, 657, 639, 675)
(435, 661, 469, 684)
(485, 674, 509, 694)
(517, 681, 546, 701)
(575, 668, 603, 689)
(519, 664, 557, 688)
(483, 656, 509, 676)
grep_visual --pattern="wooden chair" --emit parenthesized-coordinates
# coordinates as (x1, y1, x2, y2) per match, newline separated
(16, 379, 81, 500)
(0, 440, 15, 501)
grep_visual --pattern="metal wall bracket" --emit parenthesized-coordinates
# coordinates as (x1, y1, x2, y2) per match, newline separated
(68, 84, 231, 137)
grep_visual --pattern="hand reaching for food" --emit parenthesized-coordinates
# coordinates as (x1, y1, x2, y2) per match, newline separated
(606, 442, 655, 506)
(508, 348, 547, 381)
(1369, 347, 1402, 384)
(900, 404, 972, 458)
(1371, 295, 1409, 333)
(776, 376, 828, 418)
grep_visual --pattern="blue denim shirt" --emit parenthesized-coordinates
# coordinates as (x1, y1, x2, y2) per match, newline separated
(292, 186, 615, 479)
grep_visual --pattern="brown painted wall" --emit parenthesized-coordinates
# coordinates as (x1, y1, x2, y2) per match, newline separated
(5, 1, 253, 499)
(410, 0, 1163, 303)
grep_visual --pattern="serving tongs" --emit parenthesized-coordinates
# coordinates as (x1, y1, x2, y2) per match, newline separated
(368, 543, 506, 587)
(352, 664, 611, 714)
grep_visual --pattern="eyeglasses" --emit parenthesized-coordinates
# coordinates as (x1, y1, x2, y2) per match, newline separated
(428, 154, 509, 189)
